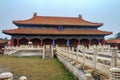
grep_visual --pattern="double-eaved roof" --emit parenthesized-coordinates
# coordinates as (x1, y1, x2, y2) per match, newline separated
(2, 13, 112, 36)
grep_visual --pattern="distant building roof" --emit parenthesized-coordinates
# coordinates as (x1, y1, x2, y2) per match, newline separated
(0, 40, 7, 44)
(3, 28, 112, 35)
(106, 39, 120, 44)
(13, 13, 103, 27)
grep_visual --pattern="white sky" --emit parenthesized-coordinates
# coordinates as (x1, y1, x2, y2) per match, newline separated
(0, 0, 120, 39)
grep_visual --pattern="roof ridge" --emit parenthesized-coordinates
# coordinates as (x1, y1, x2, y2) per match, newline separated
(35, 15, 80, 19)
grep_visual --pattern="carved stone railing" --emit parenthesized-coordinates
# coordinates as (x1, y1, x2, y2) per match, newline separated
(4, 45, 43, 55)
(56, 45, 120, 79)
(109, 67, 120, 80)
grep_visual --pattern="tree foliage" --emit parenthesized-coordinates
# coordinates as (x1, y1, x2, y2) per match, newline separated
(115, 32, 120, 39)
(107, 32, 120, 40)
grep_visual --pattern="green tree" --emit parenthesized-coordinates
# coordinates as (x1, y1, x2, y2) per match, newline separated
(115, 32, 120, 39)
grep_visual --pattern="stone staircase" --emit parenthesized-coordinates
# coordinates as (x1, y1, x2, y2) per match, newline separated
(44, 45, 53, 59)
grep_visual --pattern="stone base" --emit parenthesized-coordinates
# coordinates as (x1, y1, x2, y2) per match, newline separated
(12, 50, 43, 57)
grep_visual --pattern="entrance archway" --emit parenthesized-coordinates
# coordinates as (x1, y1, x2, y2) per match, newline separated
(19, 38, 28, 45)
(13, 39, 17, 46)
(43, 38, 52, 45)
(100, 39, 104, 45)
(70, 39, 78, 47)
(91, 39, 99, 45)
(80, 39, 89, 47)
(55, 39, 67, 47)
(30, 38, 40, 46)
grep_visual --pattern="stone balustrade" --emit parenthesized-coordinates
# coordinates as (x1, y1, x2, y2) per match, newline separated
(4, 45, 43, 55)
(109, 67, 120, 80)
(56, 45, 120, 79)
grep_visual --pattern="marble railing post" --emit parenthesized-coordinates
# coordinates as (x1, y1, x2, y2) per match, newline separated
(51, 45, 54, 58)
(83, 47, 86, 66)
(111, 48, 118, 67)
(68, 47, 70, 59)
(43, 45, 45, 59)
(107, 45, 110, 55)
(109, 67, 120, 80)
(72, 47, 74, 52)
(76, 48, 79, 62)
(93, 46, 98, 70)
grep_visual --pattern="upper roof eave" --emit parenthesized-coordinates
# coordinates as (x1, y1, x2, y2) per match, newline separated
(13, 15, 103, 27)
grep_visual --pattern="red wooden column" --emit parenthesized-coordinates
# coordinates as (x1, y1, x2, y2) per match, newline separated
(77, 39, 81, 45)
(40, 39, 43, 47)
(39, 39, 41, 47)
(10, 38, 14, 46)
(27, 38, 30, 45)
(89, 39, 91, 45)
(17, 38, 20, 46)
(103, 40, 106, 45)
(98, 39, 100, 45)
(9, 39, 12, 46)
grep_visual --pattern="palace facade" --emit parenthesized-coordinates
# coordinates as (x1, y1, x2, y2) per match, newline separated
(3, 13, 112, 47)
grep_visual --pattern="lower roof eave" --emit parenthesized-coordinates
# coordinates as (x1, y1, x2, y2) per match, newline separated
(2, 33, 111, 36)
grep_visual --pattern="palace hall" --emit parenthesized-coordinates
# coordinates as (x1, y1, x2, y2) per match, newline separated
(3, 13, 112, 47)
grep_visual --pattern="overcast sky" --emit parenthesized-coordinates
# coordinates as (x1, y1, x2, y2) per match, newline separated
(0, 0, 120, 39)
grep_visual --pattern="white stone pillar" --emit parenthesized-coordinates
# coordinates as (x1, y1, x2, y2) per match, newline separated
(72, 47, 74, 52)
(107, 45, 110, 55)
(83, 47, 86, 66)
(51, 45, 54, 58)
(43, 45, 45, 59)
(111, 48, 118, 67)
(56, 45, 58, 50)
(68, 47, 70, 58)
(93, 46, 97, 70)
(109, 67, 120, 80)
(76, 47, 79, 62)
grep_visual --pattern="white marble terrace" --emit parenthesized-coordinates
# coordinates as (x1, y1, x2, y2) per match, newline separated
(2, 44, 120, 79)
